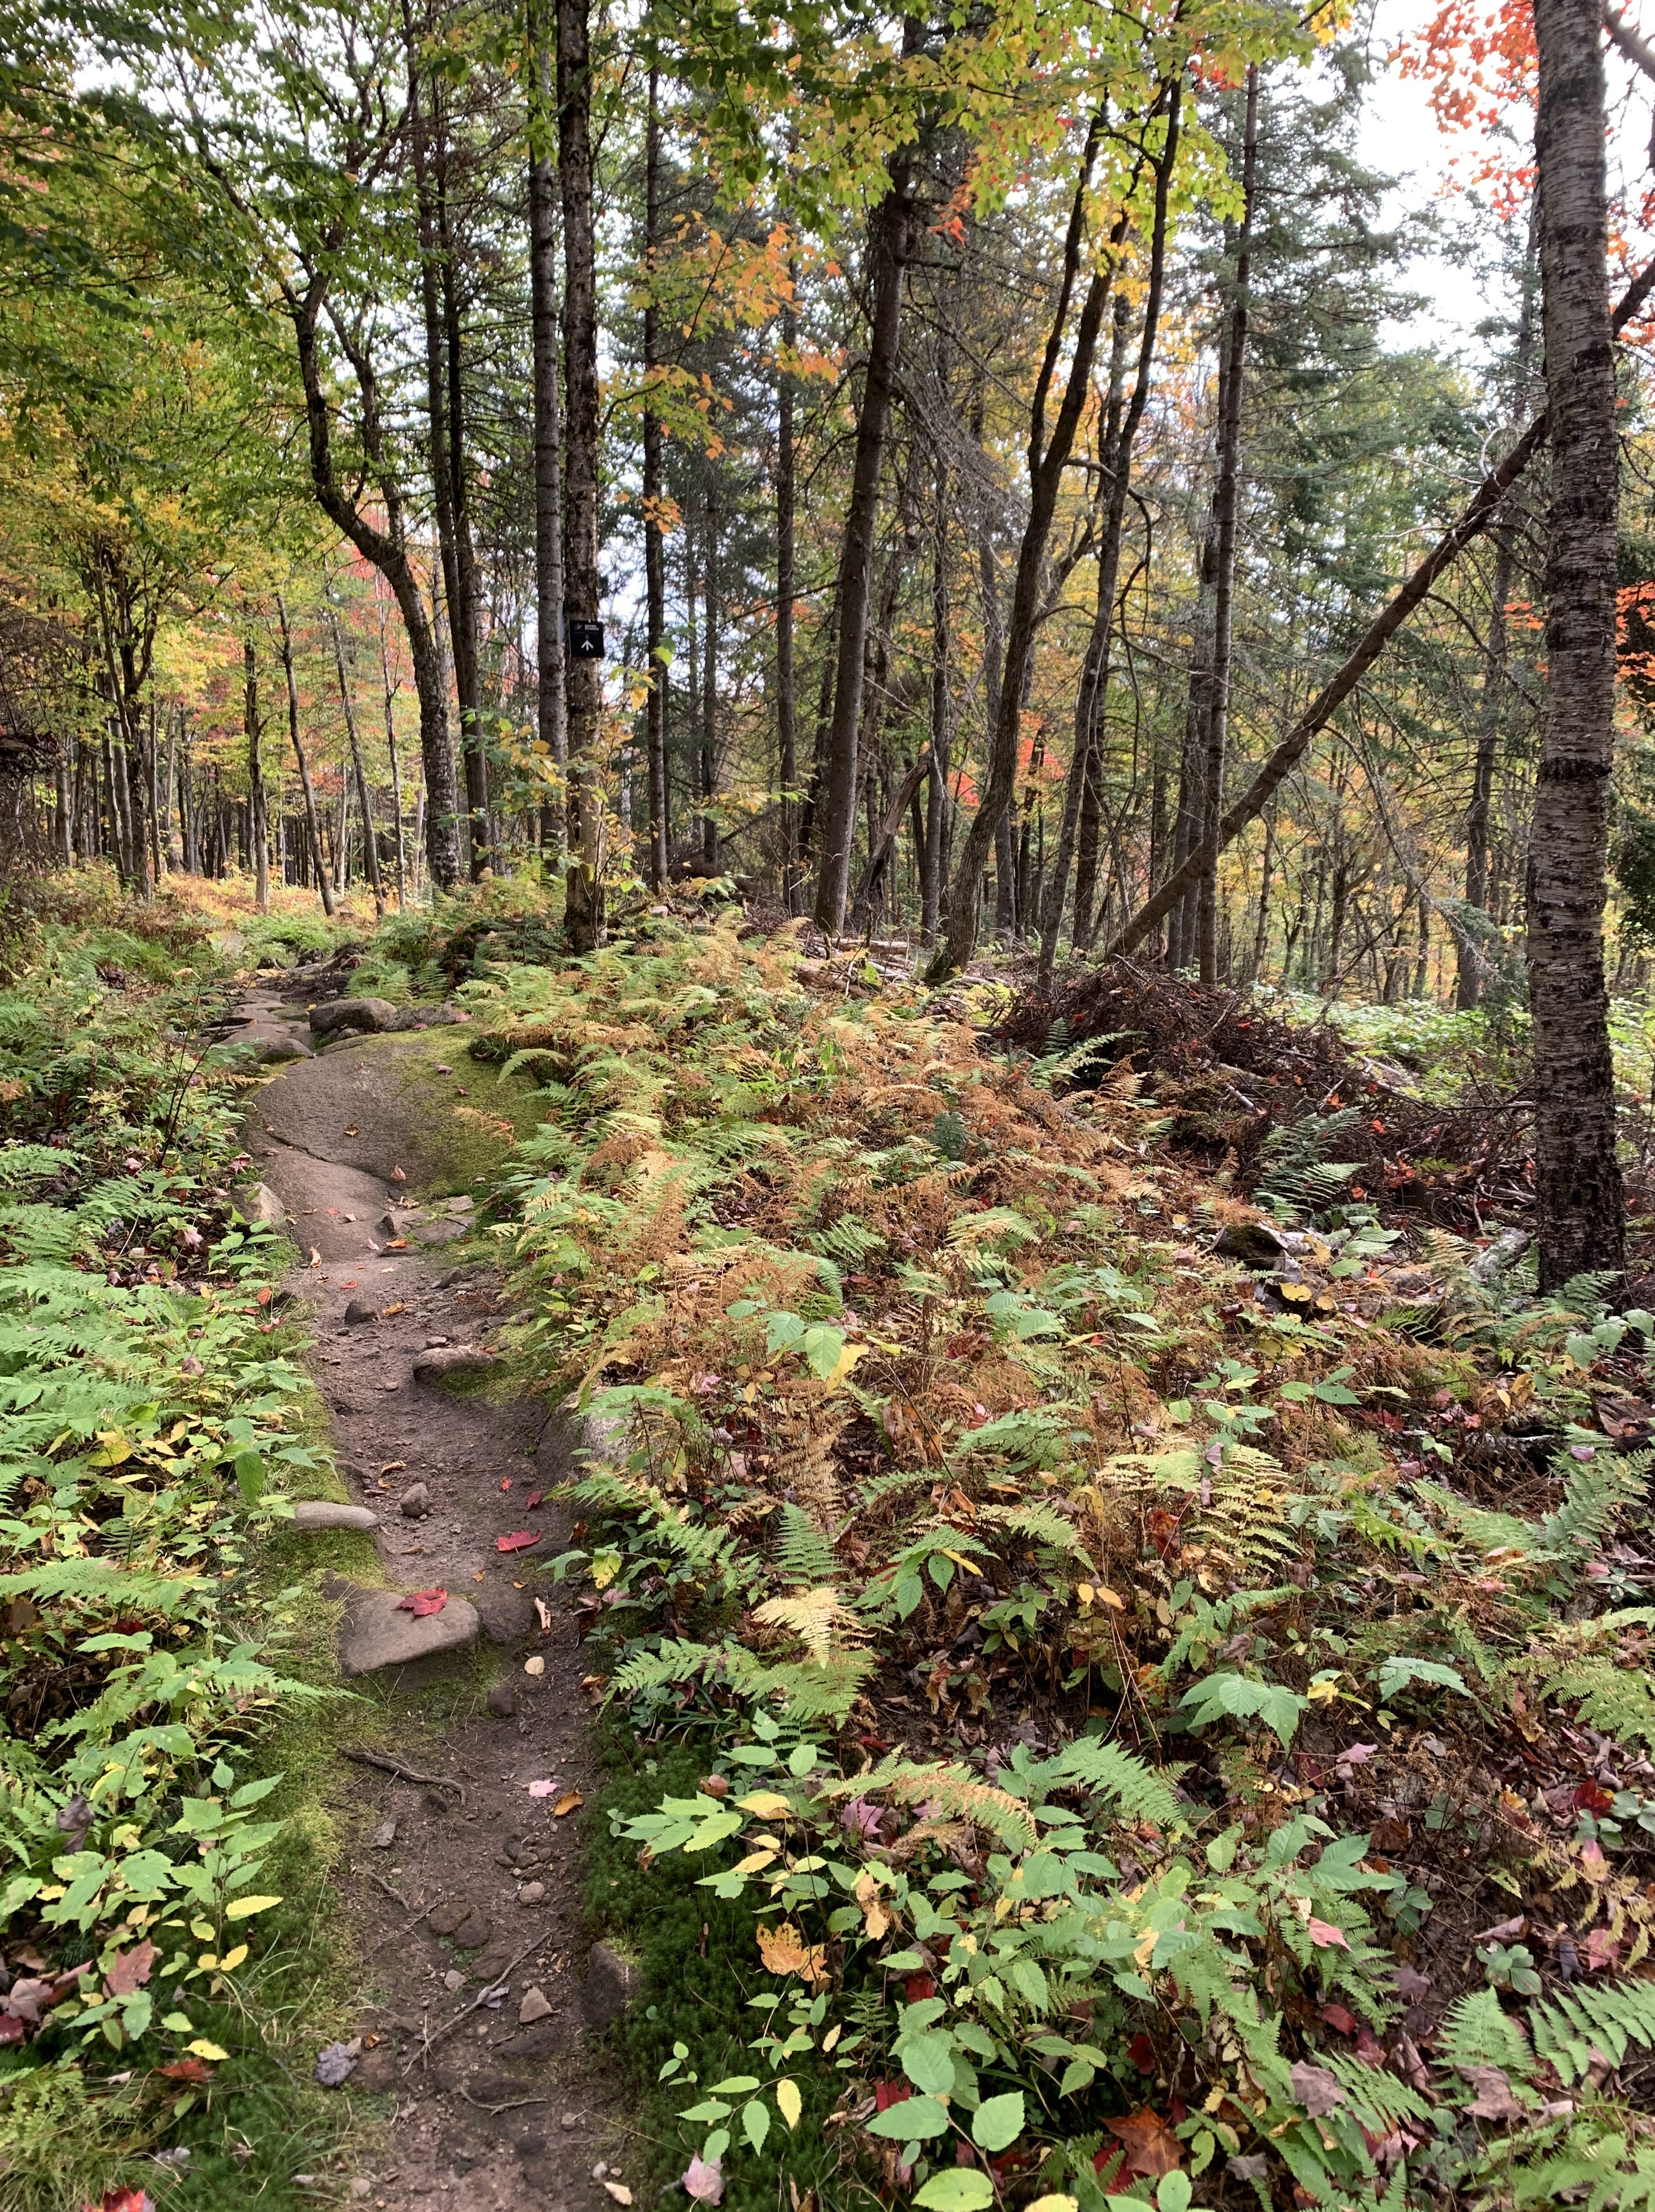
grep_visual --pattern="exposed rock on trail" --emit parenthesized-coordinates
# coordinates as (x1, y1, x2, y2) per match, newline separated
(237, 969, 621, 2212)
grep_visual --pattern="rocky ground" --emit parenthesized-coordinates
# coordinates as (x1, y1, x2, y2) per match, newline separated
(237, 967, 637, 2212)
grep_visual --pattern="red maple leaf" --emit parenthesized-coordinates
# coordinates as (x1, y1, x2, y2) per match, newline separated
(155, 2058, 211, 2083)
(396, 1589, 448, 1617)
(497, 1532, 541, 1553)
(103, 1940, 156, 1997)
(1097, 2108, 1181, 2180)
(524, 1488, 544, 1511)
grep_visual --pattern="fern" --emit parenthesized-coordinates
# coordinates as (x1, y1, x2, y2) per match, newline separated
(1323, 2050, 1433, 2135)
(1439, 1986, 1536, 2078)
(809, 1213, 884, 1267)
(751, 1587, 865, 1664)
(1509, 2131, 1655, 2212)
(773, 1502, 840, 1586)
(1528, 1973, 1655, 2085)
(611, 1639, 716, 1697)
(1046, 1734, 1186, 1833)
(1254, 1110, 1363, 1224)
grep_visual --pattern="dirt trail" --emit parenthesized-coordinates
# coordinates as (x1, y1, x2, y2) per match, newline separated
(238, 978, 626, 2212)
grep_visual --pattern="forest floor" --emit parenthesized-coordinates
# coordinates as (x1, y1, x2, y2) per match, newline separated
(14, 872, 1655, 2212)
(234, 969, 624, 2212)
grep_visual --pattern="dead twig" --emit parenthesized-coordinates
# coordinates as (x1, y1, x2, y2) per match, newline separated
(343, 1746, 466, 1805)
(363, 1868, 412, 1913)
(460, 2088, 551, 2116)
(400, 1930, 552, 2077)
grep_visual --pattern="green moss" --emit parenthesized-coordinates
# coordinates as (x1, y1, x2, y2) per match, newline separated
(583, 1742, 854, 2212)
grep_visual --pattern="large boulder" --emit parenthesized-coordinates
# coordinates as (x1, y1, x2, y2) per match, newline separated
(310, 997, 399, 1040)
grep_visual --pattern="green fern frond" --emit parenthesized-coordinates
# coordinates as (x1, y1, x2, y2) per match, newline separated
(1439, 1986, 1535, 2078)
(1529, 1973, 1655, 2085)
(1538, 1653, 1655, 1750)
(773, 1503, 840, 1586)
(611, 1639, 715, 1696)
(1048, 1735, 1186, 1832)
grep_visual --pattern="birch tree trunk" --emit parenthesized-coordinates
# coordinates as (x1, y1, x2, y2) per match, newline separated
(1526, 0, 1625, 1289)
(527, 0, 568, 856)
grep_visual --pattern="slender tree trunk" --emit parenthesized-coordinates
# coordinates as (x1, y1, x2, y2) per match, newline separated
(437, 128, 489, 875)
(329, 602, 385, 914)
(701, 491, 719, 868)
(277, 593, 336, 916)
(245, 633, 269, 912)
(161, 707, 181, 869)
(1197, 64, 1259, 988)
(558, 0, 605, 950)
(528, 0, 568, 857)
(643, 65, 669, 892)
(922, 445, 951, 946)
(777, 242, 800, 912)
(1071, 297, 1134, 955)
(1526, 0, 1625, 1289)
(813, 118, 918, 936)
(1033, 91, 1180, 987)
(380, 617, 408, 905)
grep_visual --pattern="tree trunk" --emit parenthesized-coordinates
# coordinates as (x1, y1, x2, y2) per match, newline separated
(1526, 0, 1625, 1290)
(437, 132, 489, 875)
(701, 491, 719, 867)
(922, 444, 950, 946)
(329, 601, 385, 914)
(558, 0, 606, 951)
(1033, 91, 1181, 986)
(287, 272, 462, 888)
(813, 120, 918, 936)
(245, 633, 269, 912)
(380, 616, 408, 905)
(777, 240, 800, 912)
(528, 0, 568, 857)
(1197, 65, 1259, 987)
(277, 592, 335, 916)
(643, 64, 669, 892)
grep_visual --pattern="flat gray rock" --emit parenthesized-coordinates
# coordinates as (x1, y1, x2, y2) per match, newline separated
(291, 1501, 381, 1532)
(310, 996, 399, 1039)
(334, 1585, 480, 1678)
(232, 1181, 287, 1226)
(410, 1218, 468, 1247)
(251, 1033, 313, 1063)
(412, 1346, 495, 1385)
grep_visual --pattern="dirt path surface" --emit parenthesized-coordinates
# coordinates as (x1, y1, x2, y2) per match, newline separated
(238, 975, 629, 2212)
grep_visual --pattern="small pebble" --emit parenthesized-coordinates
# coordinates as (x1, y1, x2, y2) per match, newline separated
(561, 2114, 579, 2131)
(443, 1969, 464, 1992)
(400, 1485, 431, 1519)
(523, 1655, 545, 1677)
(519, 1881, 546, 1906)
(371, 1820, 397, 1849)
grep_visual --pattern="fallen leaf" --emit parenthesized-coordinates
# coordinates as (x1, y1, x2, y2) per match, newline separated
(155, 2058, 211, 2084)
(396, 1589, 449, 1617)
(1099, 2108, 1181, 2179)
(81, 2192, 154, 2212)
(1289, 2062, 1345, 2119)
(603, 2186, 632, 2205)
(853, 1869, 889, 1940)
(534, 1597, 552, 1633)
(0, 2015, 24, 2047)
(524, 1655, 546, 1677)
(391, 1166, 406, 1182)
(683, 2156, 724, 2205)
(314, 2039, 359, 2086)
(497, 1532, 541, 1553)
(384, 1238, 409, 1250)
(1471, 1915, 1526, 1944)
(1460, 2064, 1523, 2121)
(379, 1460, 406, 1474)
(1583, 1926, 1622, 1972)
(1127, 2033, 1156, 2071)
(525, 1488, 544, 1511)
(1396, 1964, 1432, 2003)
(1306, 1917, 1350, 1951)
(527, 1779, 557, 1797)
(500, 1477, 514, 1491)
(344, 1125, 359, 1137)
(186, 2038, 228, 2061)
(756, 1920, 829, 1984)
(103, 1940, 156, 1997)
(554, 1790, 583, 1817)
(308, 1247, 322, 1267)
(1319, 2003, 1358, 2036)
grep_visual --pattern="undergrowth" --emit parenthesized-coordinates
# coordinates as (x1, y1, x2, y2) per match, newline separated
(444, 907, 1655, 2212)
(0, 871, 366, 2210)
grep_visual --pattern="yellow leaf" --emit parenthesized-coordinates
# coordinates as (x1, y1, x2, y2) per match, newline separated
(220, 1945, 248, 1970)
(187, 2039, 228, 2061)
(553, 1791, 584, 1818)
(604, 2187, 633, 2207)
(1133, 1926, 1157, 1970)
(732, 1848, 779, 1875)
(197, 1953, 218, 1972)
(1094, 1586, 1126, 1611)
(821, 1341, 866, 1390)
(1306, 1678, 1342, 1705)
(224, 1895, 282, 1920)
(854, 1870, 890, 1940)
(736, 1791, 792, 1819)
(776, 2078, 803, 2131)
(756, 1920, 829, 1984)
(1026, 2197, 1078, 2212)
